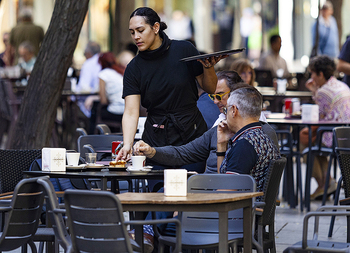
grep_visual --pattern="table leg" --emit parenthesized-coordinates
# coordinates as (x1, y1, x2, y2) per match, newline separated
(218, 211, 228, 253)
(305, 125, 313, 211)
(135, 212, 144, 253)
(243, 204, 252, 253)
(101, 178, 108, 191)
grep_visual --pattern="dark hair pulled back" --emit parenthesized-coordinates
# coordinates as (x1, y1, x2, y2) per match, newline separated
(130, 7, 167, 31)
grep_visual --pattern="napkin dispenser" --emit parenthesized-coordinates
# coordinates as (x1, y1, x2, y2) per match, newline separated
(164, 169, 187, 196)
(302, 104, 319, 122)
(42, 148, 66, 172)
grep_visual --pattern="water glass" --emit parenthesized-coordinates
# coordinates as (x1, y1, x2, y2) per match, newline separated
(85, 153, 97, 165)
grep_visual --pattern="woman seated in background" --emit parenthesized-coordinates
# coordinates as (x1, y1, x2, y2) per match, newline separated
(230, 58, 256, 86)
(98, 52, 126, 124)
(301, 55, 350, 200)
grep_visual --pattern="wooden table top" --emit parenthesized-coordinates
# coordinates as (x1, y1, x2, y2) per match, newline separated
(117, 192, 263, 205)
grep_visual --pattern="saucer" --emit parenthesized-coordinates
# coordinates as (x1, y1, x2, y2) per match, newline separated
(126, 166, 153, 175)
(85, 164, 104, 169)
(66, 164, 86, 170)
(127, 166, 153, 171)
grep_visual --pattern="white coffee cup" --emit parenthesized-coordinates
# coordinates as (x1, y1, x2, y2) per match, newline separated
(66, 152, 80, 166)
(131, 156, 146, 169)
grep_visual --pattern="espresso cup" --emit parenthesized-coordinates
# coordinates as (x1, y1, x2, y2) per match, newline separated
(66, 152, 80, 166)
(131, 156, 146, 169)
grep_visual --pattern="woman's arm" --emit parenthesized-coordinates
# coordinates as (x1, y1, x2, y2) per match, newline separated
(196, 56, 227, 94)
(337, 59, 350, 75)
(116, 95, 140, 161)
(98, 79, 108, 105)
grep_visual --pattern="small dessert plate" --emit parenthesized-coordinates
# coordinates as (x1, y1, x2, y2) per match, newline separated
(126, 166, 153, 175)
(66, 164, 86, 170)
(85, 164, 104, 169)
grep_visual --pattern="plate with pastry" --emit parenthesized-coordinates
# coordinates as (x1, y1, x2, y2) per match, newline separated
(108, 160, 127, 171)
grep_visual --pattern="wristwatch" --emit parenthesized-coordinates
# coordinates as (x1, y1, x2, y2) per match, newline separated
(216, 151, 226, 156)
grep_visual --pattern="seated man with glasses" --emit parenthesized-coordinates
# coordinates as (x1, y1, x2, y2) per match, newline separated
(216, 86, 280, 193)
(134, 71, 278, 175)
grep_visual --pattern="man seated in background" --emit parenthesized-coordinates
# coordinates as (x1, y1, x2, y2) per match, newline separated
(18, 41, 36, 75)
(258, 34, 290, 79)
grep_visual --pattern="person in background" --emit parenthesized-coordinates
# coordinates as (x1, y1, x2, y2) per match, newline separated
(97, 52, 125, 125)
(9, 7, 44, 63)
(337, 35, 350, 87)
(196, 83, 220, 129)
(117, 7, 225, 176)
(76, 41, 101, 119)
(116, 50, 135, 68)
(17, 41, 36, 75)
(0, 32, 15, 67)
(311, 1, 339, 59)
(301, 55, 350, 200)
(230, 58, 256, 86)
(258, 34, 290, 79)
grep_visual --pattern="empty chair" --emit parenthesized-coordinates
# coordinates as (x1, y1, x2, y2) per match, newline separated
(157, 174, 256, 252)
(64, 189, 181, 253)
(76, 128, 88, 137)
(36, 177, 73, 253)
(283, 206, 350, 253)
(96, 124, 111, 135)
(254, 157, 287, 253)
(0, 177, 45, 253)
(302, 126, 336, 211)
(77, 134, 123, 155)
(328, 127, 350, 240)
(0, 149, 41, 194)
(276, 129, 302, 210)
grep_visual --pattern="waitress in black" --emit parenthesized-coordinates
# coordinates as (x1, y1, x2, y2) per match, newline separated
(117, 7, 224, 178)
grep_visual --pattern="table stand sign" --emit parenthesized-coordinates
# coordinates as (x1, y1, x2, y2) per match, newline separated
(164, 169, 187, 196)
(42, 148, 66, 172)
(302, 104, 319, 122)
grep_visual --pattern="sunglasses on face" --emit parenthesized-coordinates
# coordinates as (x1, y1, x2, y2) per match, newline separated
(208, 91, 230, 101)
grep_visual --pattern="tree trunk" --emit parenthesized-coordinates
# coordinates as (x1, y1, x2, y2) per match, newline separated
(9, 0, 89, 149)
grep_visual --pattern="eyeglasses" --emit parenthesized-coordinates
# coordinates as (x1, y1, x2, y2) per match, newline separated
(223, 105, 236, 115)
(208, 91, 230, 101)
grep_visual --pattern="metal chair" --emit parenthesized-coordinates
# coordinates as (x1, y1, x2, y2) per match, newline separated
(0, 149, 41, 194)
(302, 126, 337, 211)
(327, 127, 350, 239)
(36, 177, 73, 253)
(283, 206, 350, 253)
(276, 129, 302, 210)
(76, 127, 88, 137)
(64, 189, 182, 253)
(254, 157, 287, 253)
(96, 124, 112, 135)
(0, 177, 46, 253)
(0, 150, 68, 253)
(157, 174, 256, 252)
(77, 134, 123, 157)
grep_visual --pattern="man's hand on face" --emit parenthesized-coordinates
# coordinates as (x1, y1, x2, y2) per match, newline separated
(217, 120, 235, 147)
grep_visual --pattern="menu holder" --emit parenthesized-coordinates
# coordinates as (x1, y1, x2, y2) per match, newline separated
(179, 48, 245, 62)
(164, 169, 187, 196)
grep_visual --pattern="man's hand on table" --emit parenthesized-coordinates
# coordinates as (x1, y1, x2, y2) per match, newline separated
(133, 140, 156, 158)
